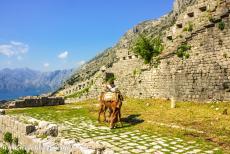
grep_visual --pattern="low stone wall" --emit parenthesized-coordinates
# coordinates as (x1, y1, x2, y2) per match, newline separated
(0, 114, 113, 154)
(7, 97, 65, 108)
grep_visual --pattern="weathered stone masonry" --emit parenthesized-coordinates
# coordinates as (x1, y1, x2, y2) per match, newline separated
(58, 0, 230, 102)
(112, 0, 230, 102)
(0, 115, 113, 154)
(5, 96, 65, 108)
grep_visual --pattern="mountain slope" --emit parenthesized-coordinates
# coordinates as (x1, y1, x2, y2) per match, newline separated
(58, 0, 197, 89)
(56, 0, 230, 102)
(0, 68, 73, 100)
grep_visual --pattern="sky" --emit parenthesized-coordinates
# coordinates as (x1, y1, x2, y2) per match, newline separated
(0, 0, 174, 71)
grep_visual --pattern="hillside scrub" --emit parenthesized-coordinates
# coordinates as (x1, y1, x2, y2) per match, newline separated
(132, 34, 164, 64)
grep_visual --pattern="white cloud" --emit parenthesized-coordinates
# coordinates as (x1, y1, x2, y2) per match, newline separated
(0, 41, 29, 57)
(76, 60, 86, 66)
(58, 51, 68, 59)
(43, 63, 50, 68)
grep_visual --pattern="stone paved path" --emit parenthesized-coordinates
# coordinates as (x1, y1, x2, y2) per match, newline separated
(60, 117, 220, 154)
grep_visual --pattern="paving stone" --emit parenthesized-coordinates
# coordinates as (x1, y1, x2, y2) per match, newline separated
(58, 116, 220, 153)
(130, 149, 144, 153)
(153, 145, 162, 149)
(205, 150, 214, 154)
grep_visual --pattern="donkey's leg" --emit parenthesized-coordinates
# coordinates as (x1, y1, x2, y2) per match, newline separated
(107, 108, 112, 123)
(109, 109, 117, 129)
(118, 108, 123, 127)
(98, 105, 104, 123)
(110, 108, 120, 129)
(103, 106, 107, 122)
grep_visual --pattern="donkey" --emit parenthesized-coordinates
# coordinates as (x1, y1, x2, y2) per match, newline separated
(98, 92, 123, 128)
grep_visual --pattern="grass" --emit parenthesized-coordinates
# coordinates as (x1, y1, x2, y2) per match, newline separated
(6, 98, 230, 153)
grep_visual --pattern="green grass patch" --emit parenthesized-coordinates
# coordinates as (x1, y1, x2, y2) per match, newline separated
(6, 98, 230, 153)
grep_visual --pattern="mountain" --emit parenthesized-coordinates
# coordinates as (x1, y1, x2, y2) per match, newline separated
(0, 68, 73, 100)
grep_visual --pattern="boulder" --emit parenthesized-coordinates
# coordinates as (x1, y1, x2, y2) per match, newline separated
(0, 109, 5, 115)
(46, 124, 58, 137)
(37, 121, 58, 137)
(38, 121, 49, 129)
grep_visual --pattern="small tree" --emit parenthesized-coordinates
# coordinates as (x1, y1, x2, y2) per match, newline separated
(176, 43, 191, 59)
(0, 145, 9, 154)
(3, 132, 13, 144)
(132, 34, 164, 64)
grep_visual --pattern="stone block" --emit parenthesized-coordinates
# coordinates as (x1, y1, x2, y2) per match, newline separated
(19, 123, 35, 135)
(0, 109, 5, 115)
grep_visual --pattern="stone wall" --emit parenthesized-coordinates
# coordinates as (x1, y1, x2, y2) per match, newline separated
(57, 0, 230, 102)
(0, 114, 113, 154)
(111, 0, 230, 102)
(6, 97, 65, 108)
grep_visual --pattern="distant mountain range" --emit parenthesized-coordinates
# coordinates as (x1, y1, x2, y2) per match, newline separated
(0, 68, 73, 100)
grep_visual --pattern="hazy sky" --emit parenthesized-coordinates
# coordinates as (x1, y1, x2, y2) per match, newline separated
(0, 0, 174, 71)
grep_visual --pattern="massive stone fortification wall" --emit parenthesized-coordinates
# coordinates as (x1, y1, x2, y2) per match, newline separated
(58, 0, 230, 102)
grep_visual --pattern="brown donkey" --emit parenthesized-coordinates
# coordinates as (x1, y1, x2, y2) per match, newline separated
(98, 92, 123, 128)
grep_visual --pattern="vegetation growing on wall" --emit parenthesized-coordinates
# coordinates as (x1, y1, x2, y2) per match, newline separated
(183, 22, 193, 32)
(132, 34, 164, 64)
(132, 68, 142, 77)
(175, 44, 191, 59)
(4, 132, 13, 144)
(11, 148, 29, 154)
(0, 145, 9, 154)
(65, 86, 90, 99)
(105, 74, 116, 84)
(218, 21, 225, 31)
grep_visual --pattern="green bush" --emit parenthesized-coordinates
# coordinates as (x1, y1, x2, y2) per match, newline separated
(183, 22, 193, 32)
(105, 75, 116, 84)
(218, 21, 225, 30)
(176, 44, 191, 59)
(0, 145, 9, 154)
(3, 132, 13, 144)
(132, 34, 164, 64)
(11, 148, 28, 154)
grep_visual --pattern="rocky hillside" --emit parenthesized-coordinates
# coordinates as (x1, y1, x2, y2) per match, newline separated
(0, 68, 73, 100)
(62, 48, 117, 89)
(60, 0, 197, 89)
(57, 0, 230, 102)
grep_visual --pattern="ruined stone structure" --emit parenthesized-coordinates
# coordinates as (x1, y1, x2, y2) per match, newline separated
(0, 115, 111, 154)
(5, 96, 65, 108)
(56, 0, 230, 102)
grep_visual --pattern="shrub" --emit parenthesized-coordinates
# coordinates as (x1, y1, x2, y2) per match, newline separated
(0, 145, 9, 154)
(13, 137, 19, 145)
(105, 75, 116, 84)
(36, 134, 48, 139)
(132, 68, 141, 77)
(176, 44, 191, 59)
(132, 34, 164, 64)
(11, 148, 28, 154)
(218, 21, 225, 30)
(3, 132, 13, 144)
(183, 22, 193, 32)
